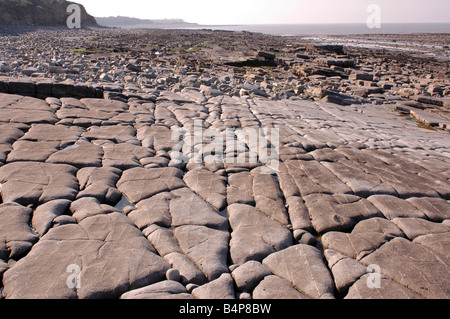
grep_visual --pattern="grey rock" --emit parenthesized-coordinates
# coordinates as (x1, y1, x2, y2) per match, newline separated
(183, 168, 227, 211)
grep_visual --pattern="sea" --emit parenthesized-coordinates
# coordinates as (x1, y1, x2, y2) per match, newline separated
(176, 23, 450, 36)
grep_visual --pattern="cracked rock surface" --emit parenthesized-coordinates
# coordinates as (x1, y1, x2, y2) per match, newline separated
(0, 29, 449, 300)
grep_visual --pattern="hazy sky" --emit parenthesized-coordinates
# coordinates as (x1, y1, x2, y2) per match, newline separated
(74, 0, 450, 25)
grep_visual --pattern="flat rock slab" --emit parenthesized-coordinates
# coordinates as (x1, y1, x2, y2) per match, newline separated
(2, 212, 170, 299)
(120, 280, 193, 299)
(228, 204, 293, 265)
(183, 168, 227, 211)
(117, 167, 185, 203)
(262, 245, 335, 299)
(304, 193, 382, 234)
(361, 237, 450, 299)
(174, 225, 229, 282)
(0, 162, 78, 205)
(0, 203, 38, 260)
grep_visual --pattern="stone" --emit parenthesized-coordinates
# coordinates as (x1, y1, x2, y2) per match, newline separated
(391, 218, 449, 241)
(413, 232, 450, 258)
(166, 268, 181, 282)
(46, 140, 104, 168)
(169, 188, 228, 230)
(191, 273, 235, 299)
(183, 168, 227, 211)
(322, 217, 405, 260)
(120, 280, 193, 299)
(324, 249, 368, 294)
(253, 275, 308, 299)
(7, 81, 36, 96)
(303, 193, 382, 234)
(164, 252, 207, 285)
(21, 123, 83, 142)
(174, 225, 229, 281)
(102, 143, 155, 170)
(285, 196, 313, 232)
(147, 227, 181, 257)
(231, 261, 272, 293)
(82, 125, 137, 144)
(284, 160, 352, 197)
(0, 95, 58, 125)
(2, 212, 170, 299)
(121, 280, 192, 300)
(228, 204, 293, 265)
(32, 199, 71, 236)
(0, 162, 78, 205)
(227, 172, 254, 205)
(0, 203, 38, 260)
(361, 238, 450, 299)
(349, 71, 374, 81)
(262, 244, 335, 299)
(129, 192, 172, 229)
(117, 167, 185, 203)
(253, 173, 289, 225)
(76, 167, 122, 204)
(368, 195, 427, 220)
(406, 197, 450, 222)
(345, 274, 422, 299)
(6, 140, 60, 162)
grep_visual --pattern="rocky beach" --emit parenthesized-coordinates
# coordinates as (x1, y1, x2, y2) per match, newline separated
(0, 26, 449, 300)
